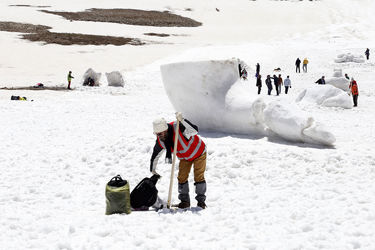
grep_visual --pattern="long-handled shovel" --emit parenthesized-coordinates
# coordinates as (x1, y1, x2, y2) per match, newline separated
(167, 118, 180, 209)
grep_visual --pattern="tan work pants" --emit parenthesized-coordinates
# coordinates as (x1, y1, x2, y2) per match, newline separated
(177, 152, 206, 184)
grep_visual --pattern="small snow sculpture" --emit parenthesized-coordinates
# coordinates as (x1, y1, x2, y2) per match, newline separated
(106, 71, 125, 87)
(83, 68, 101, 86)
(334, 53, 365, 63)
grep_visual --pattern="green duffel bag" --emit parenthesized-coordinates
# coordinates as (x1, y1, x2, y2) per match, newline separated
(105, 175, 131, 215)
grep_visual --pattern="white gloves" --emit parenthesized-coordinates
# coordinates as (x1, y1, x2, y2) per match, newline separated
(175, 112, 183, 122)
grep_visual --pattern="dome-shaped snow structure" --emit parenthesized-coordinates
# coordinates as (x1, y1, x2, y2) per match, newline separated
(83, 68, 101, 86)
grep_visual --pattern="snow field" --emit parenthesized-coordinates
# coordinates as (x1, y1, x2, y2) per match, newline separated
(1, 0, 375, 249)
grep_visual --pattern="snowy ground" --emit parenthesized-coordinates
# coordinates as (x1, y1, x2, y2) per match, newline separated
(1, 0, 375, 249)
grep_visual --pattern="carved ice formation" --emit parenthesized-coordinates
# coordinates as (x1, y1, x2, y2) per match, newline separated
(161, 59, 335, 145)
(296, 85, 352, 109)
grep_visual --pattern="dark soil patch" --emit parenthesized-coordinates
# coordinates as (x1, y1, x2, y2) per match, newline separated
(9, 4, 51, 8)
(41, 8, 202, 27)
(144, 32, 170, 37)
(22, 32, 144, 46)
(0, 21, 50, 33)
(0, 21, 144, 46)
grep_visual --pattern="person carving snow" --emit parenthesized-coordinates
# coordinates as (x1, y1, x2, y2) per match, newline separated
(150, 113, 207, 209)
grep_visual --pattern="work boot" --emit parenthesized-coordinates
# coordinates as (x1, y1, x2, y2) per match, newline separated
(197, 201, 207, 209)
(178, 182, 190, 204)
(194, 181, 206, 204)
(177, 201, 190, 209)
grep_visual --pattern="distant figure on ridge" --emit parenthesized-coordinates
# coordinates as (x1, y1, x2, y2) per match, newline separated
(349, 77, 359, 107)
(67, 71, 74, 90)
(303, 58, 309, 73)
(365, 48, 370, 60)
(284, 75, 291, 94)
(295, 58, 301, 73)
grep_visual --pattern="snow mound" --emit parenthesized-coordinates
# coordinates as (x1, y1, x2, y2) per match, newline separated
(106, 71, 124, 87)
(333, 68, 342, 77)
(161, 60, 335, 145)
(83, 68, 101, 86)
(334, 53, 365, 63)
(264, 100, 335, 145)
(296, 85, 352, 109)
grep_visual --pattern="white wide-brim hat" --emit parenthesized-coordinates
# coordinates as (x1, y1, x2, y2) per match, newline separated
(153, 118, 168, 134)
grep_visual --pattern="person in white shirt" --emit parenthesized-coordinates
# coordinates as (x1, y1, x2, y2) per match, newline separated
(284, 75, 291, 94)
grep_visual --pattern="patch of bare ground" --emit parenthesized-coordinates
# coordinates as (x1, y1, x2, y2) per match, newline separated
(41, 8, 202, 27)
(22, 32, 144, 46)
(9, 4, 50, 8)
(0, 21, 144, 46)
(144, 33, 170, 37)
(0, 21, 50, 33)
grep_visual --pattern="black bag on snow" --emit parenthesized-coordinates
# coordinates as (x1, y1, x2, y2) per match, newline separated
(130, 174, 160, 209)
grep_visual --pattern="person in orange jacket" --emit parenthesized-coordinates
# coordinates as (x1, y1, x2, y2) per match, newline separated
(349, 77, 359, 107)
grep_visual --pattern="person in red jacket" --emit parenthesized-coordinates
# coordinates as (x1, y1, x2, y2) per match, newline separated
(150, 113, 207, 209)
(349, 78, 359, 107)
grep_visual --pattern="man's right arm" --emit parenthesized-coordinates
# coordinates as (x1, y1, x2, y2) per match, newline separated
(150, 141, 164, 173)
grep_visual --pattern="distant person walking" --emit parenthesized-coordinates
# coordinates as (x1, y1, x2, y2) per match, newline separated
(315, 76, 326, 85)
(303, 58, 309, 73)
(365, 48, 370, 60)
(256, 75, 262, 95)
(349, 77, 359, 107)
(273, 74, 279, 95)
(295, 58, 301, 73)
(278, 74, 283, 94)
(265, 75, 273, 95)
(255, 63, 260, 77)
(67, 71, 74, 90)
(284, 75, 291, 94)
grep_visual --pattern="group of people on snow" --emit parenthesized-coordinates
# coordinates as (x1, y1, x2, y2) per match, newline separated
(257, 74, 291, 96)
(254, 63, 292, 96)
(251, 52, 362, 107)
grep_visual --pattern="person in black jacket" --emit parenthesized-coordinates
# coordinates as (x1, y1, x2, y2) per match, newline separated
(265, 75, 273, 95)
(256, 75, 262, 94)
(315, 76, 326, 85)
(273, 74, 279, 95)
(150, 114, 207, 209)
(295, 58, 301, 73)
